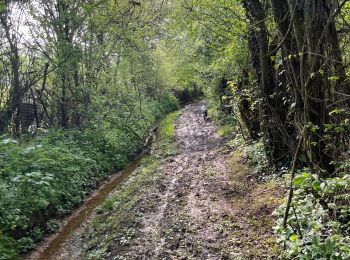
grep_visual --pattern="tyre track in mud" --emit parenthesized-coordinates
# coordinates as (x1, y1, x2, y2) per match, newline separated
(97, 101, 283, 259)
(48, 101, 284, 259)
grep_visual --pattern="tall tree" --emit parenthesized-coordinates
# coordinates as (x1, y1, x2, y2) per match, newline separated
(270, 0, 350, 176)
(0, 1, 23, 133)
(243, 0, 294, 165)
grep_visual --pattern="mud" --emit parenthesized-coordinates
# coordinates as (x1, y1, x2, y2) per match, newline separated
(89, 101, 283, 259)
(35, 101, 284, 259)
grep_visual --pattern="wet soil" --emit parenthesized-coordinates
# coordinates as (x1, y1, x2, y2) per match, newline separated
(25, 158, 144, 260)
(30, 101, 284, 259)
(101, 102, 284, 259)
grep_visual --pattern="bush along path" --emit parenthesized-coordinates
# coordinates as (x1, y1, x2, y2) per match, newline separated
(49, 101, 285, 259)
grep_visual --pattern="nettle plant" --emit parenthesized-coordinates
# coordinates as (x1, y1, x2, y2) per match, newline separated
(275, 171, 350, 259)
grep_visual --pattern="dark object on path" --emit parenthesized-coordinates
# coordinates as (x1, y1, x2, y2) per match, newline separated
(203, 109, 209, 121)
(129, 0, 141, 6)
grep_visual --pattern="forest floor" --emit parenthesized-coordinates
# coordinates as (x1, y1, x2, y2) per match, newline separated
(49, 101, 285, 259)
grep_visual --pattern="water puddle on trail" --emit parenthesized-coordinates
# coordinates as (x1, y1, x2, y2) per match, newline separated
(25, 156, 144, 260)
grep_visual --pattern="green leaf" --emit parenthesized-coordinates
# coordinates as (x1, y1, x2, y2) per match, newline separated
(290, 234, 299, 241)
(312, 181, 321, 192)
(325, 238, 335, 254)
(335, 126, 345, 133)
(328, 76, 339, 82)
(324, 124, 333, 132)
(329, 109, 342, 116)
(292, 172, 311, 187)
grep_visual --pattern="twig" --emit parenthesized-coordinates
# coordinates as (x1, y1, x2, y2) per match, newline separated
(283, 126, 305, 229)
(292, 205, 303, 238)
(268, 4, 296, 56)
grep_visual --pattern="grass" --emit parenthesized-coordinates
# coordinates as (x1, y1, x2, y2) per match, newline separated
(218, 124, 235, 138)
(159, 110, 181, 156)
(225, 150, 284, 258)
(160, 110, 181, 139)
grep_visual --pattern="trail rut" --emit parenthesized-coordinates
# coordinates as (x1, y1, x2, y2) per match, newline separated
(49, 102, 284, 259)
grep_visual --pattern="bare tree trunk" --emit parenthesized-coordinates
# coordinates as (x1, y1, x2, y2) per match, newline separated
(303, 0, 335, 177)
(279, 0, 343, 176)
(271, 0, 303, 124)
(243, 0, 292, 165)
(0, 6, 23, 134)
(30, 88, 40, 128)
(60, 74, 68, 128)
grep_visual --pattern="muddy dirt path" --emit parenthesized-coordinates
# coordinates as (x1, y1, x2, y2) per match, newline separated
(39, 102, 284, 259)
(109, 102, 283, 259)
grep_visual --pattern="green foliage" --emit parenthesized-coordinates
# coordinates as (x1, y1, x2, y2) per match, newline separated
(159, 111, 181, 156)
(0, 233, 18, 260)
(245, 140, 271, 176)
(0, 92, 178, 258)
(45, 219, 60, 234)
(160, 111, 179, 139)
(218, 125, 235, 138)
(155, 0, 248, 122)
(275, 171, 350, 259)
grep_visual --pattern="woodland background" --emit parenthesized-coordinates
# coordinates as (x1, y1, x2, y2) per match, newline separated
(1, 0, 350, 259)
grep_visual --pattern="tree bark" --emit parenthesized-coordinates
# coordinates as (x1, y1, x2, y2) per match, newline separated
(243, 0, 292, 165)
(0, 5, 23, 134)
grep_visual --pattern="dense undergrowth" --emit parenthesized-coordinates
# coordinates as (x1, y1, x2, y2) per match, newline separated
(223, 120, 350, 258)
(221, 120, 350, 258)
(274, 171, 350, 259)
(0, 93, 178, 259)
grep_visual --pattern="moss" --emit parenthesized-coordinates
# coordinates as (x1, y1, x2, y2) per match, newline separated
(218, 124, 235, 138)
(225, 149, 285, 258)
